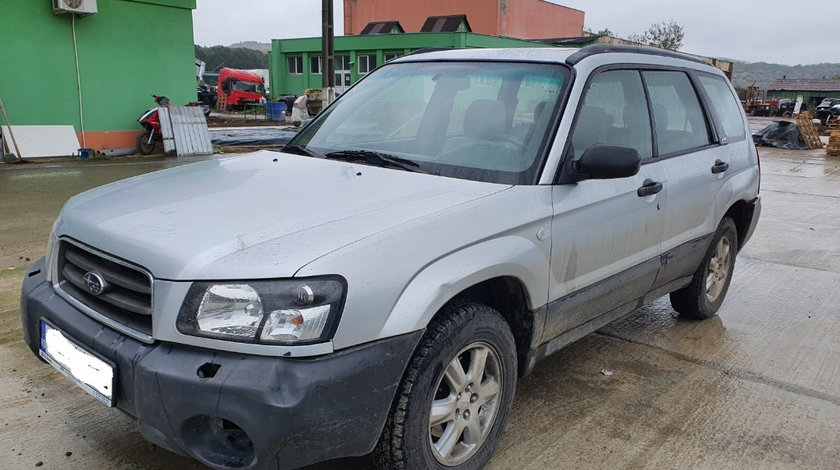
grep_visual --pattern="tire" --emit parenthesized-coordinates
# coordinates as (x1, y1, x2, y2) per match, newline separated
(136, 131, 156, 155)
(670, 217, 738, 319)
(375, 300, 517, 470)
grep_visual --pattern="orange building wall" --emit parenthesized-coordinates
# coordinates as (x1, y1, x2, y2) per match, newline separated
(343, 0, 584, 38)
(501, 0, 583, 39)
(344, 0, 500, 36)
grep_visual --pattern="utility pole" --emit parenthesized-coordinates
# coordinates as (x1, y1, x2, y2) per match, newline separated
(321, 0, 335, 110)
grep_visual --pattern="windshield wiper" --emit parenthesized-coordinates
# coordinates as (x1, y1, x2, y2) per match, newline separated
(324, 150, 429, 174)
(281, 144, 324, 158)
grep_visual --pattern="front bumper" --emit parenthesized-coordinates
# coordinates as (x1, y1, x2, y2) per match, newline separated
(21, 260, 421, 470)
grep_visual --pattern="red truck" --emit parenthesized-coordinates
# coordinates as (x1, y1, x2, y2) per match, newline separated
(218, 68, 265, 109)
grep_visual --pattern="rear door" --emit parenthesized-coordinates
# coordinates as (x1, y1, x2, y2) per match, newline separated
(545, 69, 666, 339)
(647, 71, 747, 286)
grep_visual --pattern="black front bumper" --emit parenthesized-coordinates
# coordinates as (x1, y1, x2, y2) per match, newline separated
(21, 260, 421, 470)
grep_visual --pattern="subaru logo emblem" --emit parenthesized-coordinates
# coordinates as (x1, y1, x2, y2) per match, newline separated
(83, 271, 107, 296)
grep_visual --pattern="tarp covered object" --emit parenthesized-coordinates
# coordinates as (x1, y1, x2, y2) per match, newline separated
(209, 128, 299, 147)
(752, 121, 808, 150)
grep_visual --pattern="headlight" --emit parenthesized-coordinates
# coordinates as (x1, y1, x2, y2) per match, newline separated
(176, 277, 346, 345)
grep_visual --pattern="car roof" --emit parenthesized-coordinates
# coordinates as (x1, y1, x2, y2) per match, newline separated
(392, 44, 718, 73)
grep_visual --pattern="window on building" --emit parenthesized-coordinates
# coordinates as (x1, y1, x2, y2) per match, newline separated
(384, 52, 401, 62)
(310, 56, 322, 75)
(287, 56, 303, 75)
(335, 55, 351, 71)
(358, 55, 376, 75)
(643, 71, 712, 155)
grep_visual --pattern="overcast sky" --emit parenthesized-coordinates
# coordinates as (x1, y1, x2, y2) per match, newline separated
(192, 0, 839, 65)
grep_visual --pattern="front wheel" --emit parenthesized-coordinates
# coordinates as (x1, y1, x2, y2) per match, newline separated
(375, 301, 517, 470)
(136, 131, 156, 155)
(670, 217, 738, 319)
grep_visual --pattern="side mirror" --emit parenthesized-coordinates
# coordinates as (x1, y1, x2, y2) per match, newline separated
(573, 145, 641, 180)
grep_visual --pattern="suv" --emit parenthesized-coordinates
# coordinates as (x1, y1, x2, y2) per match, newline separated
(21, 45, 760, 470)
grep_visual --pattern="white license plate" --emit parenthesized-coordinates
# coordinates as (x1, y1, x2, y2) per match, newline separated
(39, 321, 115, 407)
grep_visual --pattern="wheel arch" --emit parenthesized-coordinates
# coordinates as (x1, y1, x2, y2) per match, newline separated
(444, 276, 538, 378)
(724, 199, 753, 252)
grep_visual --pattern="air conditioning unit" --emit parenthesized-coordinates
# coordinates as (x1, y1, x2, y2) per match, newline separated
(53, 0, 98, 15)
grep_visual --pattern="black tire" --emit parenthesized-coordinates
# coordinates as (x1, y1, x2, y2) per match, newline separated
(136, 131, 155, 155)
(670, 217, 738, 319)
(375, 300, 517, 470)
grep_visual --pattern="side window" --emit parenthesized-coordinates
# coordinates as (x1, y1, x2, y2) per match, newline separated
(571, 70, 652, 160)
(642, 71, 712, 155)
(697, 75, 747, 142)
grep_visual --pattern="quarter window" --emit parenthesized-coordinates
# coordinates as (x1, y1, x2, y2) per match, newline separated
(643, 71, 712, 155)
(571, 70, 652, 160)
(697, 75, 746, 142)
(287, 56, 303, 75)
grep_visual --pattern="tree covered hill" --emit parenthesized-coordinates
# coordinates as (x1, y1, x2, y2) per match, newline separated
(195, 45, 268, 72)
(731, 61, 840, 91)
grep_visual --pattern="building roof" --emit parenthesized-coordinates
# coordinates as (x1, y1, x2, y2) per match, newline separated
(420, 15, 471, 33)
(767, 79, 840, 92)
(359, 21, 404, 35)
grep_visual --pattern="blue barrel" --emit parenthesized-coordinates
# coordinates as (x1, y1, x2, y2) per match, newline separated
(266, 101, 286, 122)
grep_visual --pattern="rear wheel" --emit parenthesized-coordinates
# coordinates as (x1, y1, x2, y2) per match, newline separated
(670, 217, 738, 319)
(375, 301, 517, 470)
(136, 131, 156, 155)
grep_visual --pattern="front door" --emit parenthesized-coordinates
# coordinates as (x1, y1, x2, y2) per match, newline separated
(544, 69, 666, 340)
(334, 55, 351, 94)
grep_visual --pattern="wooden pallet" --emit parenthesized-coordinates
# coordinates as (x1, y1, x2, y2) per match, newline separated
(827, 116, 840, 131)
(827, 131, 840, 157)
(794, 111, 824, 149)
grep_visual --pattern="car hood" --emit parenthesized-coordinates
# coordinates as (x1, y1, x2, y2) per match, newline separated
(56, 151, 510, 280)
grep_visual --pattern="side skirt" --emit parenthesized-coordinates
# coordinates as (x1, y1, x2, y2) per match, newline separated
(530, 275, 691, 366)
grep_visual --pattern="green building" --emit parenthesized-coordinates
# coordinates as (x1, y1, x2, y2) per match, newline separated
(269, 32, 546, 97)
(0, 0, 196, 153)
(767, 79, 840, 109)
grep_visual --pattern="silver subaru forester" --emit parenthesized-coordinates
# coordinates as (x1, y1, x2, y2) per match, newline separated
(22, 44, 760, 470)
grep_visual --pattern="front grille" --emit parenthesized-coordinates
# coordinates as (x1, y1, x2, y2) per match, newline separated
(55, 239, 153, 341)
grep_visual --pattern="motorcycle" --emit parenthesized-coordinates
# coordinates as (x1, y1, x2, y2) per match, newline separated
(136, 95, 169, 155)
(136, 95, 210, 155)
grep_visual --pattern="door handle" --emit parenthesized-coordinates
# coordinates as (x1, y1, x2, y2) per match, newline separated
(711, 159, 730, 174)
(637, 178, 663, 197)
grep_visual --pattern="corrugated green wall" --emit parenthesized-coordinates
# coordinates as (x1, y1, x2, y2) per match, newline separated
(0, 0, 195, 132)
(269, 32, 546, 96)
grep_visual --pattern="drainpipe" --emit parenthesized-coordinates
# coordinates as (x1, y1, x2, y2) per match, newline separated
(71, 14, 87, 148)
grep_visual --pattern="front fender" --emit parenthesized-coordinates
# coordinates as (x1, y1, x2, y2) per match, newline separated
(378, 235, 550, 338)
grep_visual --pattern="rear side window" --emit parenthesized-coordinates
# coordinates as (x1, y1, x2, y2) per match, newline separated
(697, 75, 747, 142)
(643, 71, 712, 156)
(571, 70, 652, 160)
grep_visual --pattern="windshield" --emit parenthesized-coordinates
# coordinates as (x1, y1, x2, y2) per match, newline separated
(290, 61, 569, 184)
(232, 80, 265, 94)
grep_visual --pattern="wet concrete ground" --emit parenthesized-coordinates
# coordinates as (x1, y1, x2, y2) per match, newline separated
(1, 131, 839, 469)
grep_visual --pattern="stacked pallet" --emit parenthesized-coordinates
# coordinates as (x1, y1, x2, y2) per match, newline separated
(216, 91, 227, 111)
(827, 131, 840, 157)
(794, 112, 824, 149)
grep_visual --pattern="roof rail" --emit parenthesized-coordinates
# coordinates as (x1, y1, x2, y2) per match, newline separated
(566, 44, 709, 66)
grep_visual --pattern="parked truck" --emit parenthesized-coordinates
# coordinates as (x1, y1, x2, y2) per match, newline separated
(218, 68, 265, 110)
